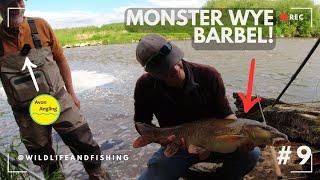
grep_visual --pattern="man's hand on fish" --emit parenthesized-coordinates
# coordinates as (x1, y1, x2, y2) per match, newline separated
(133, 119, 289, 157)
(163, 136, 210, 160)
(188, 144, 211, 160)
(238, 141, 255, 152)
(163, 135, 256, 160)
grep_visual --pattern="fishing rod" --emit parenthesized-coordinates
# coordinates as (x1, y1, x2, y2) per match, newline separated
(0, 151, 44, 180)
(272, 37, 320, 107)
(268, 37, 320, 178)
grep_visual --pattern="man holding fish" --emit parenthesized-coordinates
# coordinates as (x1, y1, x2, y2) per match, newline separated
(133, 34, 287, 180)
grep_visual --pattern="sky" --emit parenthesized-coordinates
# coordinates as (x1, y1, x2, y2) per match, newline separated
(24, 0, 320, 29)
(24, 0, 207, 29)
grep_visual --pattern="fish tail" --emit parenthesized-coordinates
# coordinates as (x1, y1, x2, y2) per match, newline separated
(279, 132, 288, 140)
(133, 122, 161, 148)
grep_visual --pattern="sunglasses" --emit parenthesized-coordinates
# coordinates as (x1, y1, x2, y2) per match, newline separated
(144, 42, 173, 73)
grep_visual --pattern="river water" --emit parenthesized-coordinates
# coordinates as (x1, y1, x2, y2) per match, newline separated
(0, 39, 319, 179)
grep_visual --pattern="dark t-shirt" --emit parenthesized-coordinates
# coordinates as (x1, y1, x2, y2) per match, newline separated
(134, 60, 233, 128)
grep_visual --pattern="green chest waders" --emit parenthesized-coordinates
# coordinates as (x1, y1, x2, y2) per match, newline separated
(0, 18, 106, 179)
(0, 18, 73, 112)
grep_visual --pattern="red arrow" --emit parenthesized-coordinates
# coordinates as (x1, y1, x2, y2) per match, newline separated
(237, 58, 262, 113)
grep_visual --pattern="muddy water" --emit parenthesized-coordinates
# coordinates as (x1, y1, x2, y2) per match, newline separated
(0, 38, 319, 179)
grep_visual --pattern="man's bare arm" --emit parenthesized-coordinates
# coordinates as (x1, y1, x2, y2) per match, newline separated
(56, 59, 80, 108)
(43, 18, 81, 108)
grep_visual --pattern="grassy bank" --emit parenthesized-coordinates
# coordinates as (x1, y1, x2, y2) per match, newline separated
(205, 0, 320, 37)
(55, 0, 320, 47)
(54, 24, 190, 47)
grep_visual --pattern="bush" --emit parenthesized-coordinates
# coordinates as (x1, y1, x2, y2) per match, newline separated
(204, 0, 320, 37)
(0, 138, 29, 180)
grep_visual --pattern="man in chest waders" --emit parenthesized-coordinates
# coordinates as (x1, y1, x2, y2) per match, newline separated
(0, 0, 110, 179)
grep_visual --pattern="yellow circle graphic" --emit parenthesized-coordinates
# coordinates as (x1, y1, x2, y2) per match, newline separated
(29, 94, 61, 125)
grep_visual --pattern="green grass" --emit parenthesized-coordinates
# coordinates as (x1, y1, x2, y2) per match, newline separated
(54, 23, 191, 46)
(0, 137, 65, 180)
(0, 137, 29, 180)
(55, 0, 320, 46)
(204, 0, 320, 37)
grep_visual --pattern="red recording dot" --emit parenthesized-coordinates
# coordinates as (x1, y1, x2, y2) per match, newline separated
(279, 12, 289, 22)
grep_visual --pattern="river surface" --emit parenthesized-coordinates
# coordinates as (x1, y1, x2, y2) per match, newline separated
(0, 39, 319, 179)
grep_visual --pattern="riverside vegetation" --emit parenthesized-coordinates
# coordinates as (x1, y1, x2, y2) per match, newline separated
(54, 0, 320, 47)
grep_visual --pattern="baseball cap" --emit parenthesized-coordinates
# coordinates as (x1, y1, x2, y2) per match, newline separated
(136, 34, 184, 74)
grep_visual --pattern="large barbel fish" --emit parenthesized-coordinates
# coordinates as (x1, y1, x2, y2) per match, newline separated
(133, 118, 288, 156)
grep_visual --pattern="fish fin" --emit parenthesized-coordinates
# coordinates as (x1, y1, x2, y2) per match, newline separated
(272, 138, 290, 146)
(133, 136, 150, 148)
(134, 122, 159, 148)
(135, 122, 158, 136)
(215, 135, 246, 143)
(164, 142, 180, 157)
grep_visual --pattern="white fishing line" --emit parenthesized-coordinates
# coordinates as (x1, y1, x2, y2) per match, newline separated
(258, 99, 267, 126)
(253, 83, 266, 126)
